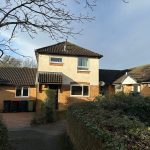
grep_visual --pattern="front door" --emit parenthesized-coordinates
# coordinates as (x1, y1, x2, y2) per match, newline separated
(48, 85, 59, 109)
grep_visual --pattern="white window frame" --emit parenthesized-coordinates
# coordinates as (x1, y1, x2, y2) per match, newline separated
(131, 84, 141, 93)
(50, 57, 63, 63)
(15, 86, 29, 97)
(70, 84, 90, 97)
(115, 84, 122, 93)
(77, 57, 89, 70)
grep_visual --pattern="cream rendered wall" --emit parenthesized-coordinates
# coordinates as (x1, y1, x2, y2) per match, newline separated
(37, 54, 99, 85)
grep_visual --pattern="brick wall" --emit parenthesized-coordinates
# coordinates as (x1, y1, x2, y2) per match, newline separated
(59, 85, 99, 108)
(0, 85, 36, 112)
(141, 84, 150, 96)
(36, 84, 99, 110)
(123, 85, 133, 93)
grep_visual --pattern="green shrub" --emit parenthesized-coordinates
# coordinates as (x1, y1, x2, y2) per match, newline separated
(0, 121, 9, 150)
(67, 93, 150, 150)
(96, 93, 150, 125)
(31, 89, 57, 125)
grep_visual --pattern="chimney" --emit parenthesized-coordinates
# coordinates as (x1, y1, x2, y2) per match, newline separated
(64, 39, 67, 52)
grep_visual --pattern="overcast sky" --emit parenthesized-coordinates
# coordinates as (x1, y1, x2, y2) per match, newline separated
(1, 0, 150, 70)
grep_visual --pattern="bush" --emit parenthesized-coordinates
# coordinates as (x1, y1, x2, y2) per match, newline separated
(0, 121, 9, 150)
(42, 89, 57, 123)
(96, 93, 150, 125)
(31, 89, 57, 125)
(67, 93, 150, 150)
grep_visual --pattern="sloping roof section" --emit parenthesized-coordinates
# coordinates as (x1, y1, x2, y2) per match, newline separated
(114, 64, 150, 84)
(35, 41, 102, 58)
(0, 67, 36, 85)
(38, 72, 62, 84)
(99, 69, 127, 84)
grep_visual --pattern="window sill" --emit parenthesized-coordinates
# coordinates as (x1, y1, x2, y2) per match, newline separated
(15, 96, 29, 98)
(70, 95, 89, 97)
(77, 70, 90, 73)
(49, 62, 63, 66)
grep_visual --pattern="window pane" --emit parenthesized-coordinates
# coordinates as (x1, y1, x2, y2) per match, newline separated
(71, 86, 82, 95)
(51, 57, 62, 62)
(78, 57, 88, 70)
(115, 85, 121, 89)
(16, 87, 21, 96)
(83, 86, 89, 96)
(78, 57, 82, 66)
(23, 87, 28, 96)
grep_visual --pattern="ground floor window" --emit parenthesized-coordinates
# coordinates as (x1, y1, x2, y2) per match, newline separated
(16, 86, 29, 97)
(115, 84, 122, 92)
(71, 85, 89, 96)
(132, 84, 140, 93)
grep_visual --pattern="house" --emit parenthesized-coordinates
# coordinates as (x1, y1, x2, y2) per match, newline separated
(0, 67, 37, 112)
(35, 41, 102, 110)
(0, 41, 102, 112)
(113, 64, 150, 96)
(99, 69, 127, 95)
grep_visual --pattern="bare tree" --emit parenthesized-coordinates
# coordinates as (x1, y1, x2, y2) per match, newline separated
(0, 0, 96, 58)
(0, 55, 37, 68)
(0, 55, 22, 67)
(22, 59, 37, 68)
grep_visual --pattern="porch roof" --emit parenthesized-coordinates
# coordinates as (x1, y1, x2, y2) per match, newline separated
(38, 72, 63, 84)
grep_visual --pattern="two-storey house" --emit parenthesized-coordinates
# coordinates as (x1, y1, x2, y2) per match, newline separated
(0, 41, 102, 113)
(35, 41, 102, 110)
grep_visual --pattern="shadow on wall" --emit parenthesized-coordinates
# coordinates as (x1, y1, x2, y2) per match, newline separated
(100, 84, 115, 95)
(62, 74, 83, 84)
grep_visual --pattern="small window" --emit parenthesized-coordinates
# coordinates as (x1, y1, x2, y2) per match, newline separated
(71, 85, 89, 96)
(16, 87, 22, 97)
(115, 84, 122, 93)
(16, 86, 29, 97)
(23, 87, 29, 96)
(115, 84, 122, 90)
(50, 57, 62, 63)
(83, 86, 89, 96)
(78, 57, 89, 70)
(132, 85, 140, 93)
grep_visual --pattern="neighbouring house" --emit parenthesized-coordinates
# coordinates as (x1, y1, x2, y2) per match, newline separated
(113, 64, 150, 96)
(0, 41, 102, 112)
(35, 41, 102, 110)
(99, 69, 127, 95)
(0, 67, 37, 112)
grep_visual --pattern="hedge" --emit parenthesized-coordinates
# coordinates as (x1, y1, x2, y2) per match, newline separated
(0, 121, 8, 150)
(67, 93, 150, 150)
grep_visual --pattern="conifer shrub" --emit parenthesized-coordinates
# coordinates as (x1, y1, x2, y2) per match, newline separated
(31, 89, 57, 125)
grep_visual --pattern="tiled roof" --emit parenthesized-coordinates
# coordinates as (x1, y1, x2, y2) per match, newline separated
(99, 69, 127, 84)
(38, 72, 63, 84)
(113, 64, 150, 84)
(0, 67, 36, 85)
(35, 41, 102, 58)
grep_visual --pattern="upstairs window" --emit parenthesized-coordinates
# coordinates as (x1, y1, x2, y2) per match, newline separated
(78, 57, 89, 70)
(16, 86, 29, 97)
(50, 57, 62, 63)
